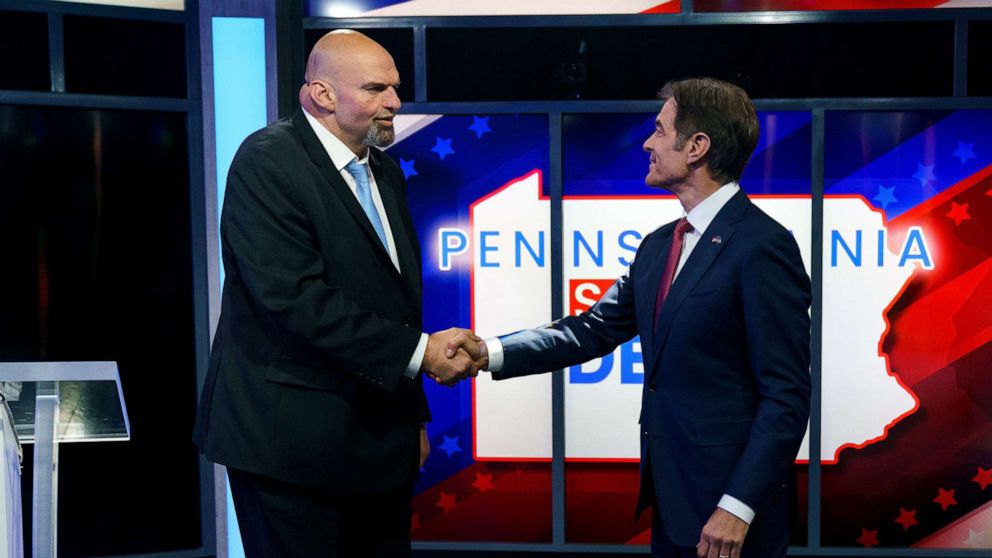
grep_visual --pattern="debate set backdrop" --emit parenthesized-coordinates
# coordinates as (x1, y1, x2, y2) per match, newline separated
(380, 110, 992, 550)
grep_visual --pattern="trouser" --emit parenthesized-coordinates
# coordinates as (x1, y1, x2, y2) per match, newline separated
(227, 467, 414, 558)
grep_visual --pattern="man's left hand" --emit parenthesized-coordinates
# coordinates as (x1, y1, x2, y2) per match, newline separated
(696, 507, 749, 558)
(419, 426, 430, 469)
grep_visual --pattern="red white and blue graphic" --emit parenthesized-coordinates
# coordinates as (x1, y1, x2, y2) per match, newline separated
(694, 0, 992, 11)
(821, 110, 992, 549)
(391, 114, 554, 542)
(307, 0, 679, 17)
(395, 108, 991, 548)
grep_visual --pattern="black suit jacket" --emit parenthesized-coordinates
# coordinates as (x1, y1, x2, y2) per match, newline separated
(494, 189, 811, 546)
(194, 109, 429, 493)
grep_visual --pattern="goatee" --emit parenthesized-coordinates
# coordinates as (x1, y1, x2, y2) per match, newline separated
(364, 122, 395, 148)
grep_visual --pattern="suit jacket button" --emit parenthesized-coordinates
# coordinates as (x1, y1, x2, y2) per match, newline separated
(403, 317, 412, 326)
(648, 384, 656, 392)
(643, 430, 649, 436)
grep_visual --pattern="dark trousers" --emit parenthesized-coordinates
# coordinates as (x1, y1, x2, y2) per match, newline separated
(227, 467, 414, 558)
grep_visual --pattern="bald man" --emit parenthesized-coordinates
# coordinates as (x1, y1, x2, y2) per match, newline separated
(193, 31, 477, 557)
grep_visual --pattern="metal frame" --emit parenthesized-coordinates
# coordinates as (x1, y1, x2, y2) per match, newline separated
(304, 5, 992, 558)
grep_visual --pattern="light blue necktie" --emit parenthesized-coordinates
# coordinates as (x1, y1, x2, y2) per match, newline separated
(345, 159, 389, 250)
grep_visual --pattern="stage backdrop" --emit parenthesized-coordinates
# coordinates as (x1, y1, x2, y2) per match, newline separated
(390, 108, 992, 550)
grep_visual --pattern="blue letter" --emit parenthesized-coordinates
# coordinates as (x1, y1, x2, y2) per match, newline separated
(876, 229, 885, 267)
(515, 231, 545, 268)
(438, 228, 468, 271)
(620, 338, 644, 384)
(899, 226, 934, 269)
(574, 230, 604, 267)
(618, 230, 642, 267)
(480, 231, 500, 268)
(569, 353, 613, 384)
(831, 230, 862, 267)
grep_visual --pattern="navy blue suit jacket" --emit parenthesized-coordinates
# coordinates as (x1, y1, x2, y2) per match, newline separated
(493, 189, 810, 545)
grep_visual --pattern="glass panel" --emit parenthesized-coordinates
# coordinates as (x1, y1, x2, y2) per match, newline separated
(393, 114, 554, 542)
(428, 23, 952, 101)
(0, 104, 199, 554)
(561, 111, 812, 545)
(822, 110, 992, 550)
(969, 21, 992, 97)
(64, 15, 186, 97)
(0, 10, 49, 91)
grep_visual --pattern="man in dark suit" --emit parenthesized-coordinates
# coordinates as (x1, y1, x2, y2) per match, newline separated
(449, 78, 810, 558)
(193, 30, 478, 557)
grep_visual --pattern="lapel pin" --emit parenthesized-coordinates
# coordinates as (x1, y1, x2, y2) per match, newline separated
(711, 235, 723, 244)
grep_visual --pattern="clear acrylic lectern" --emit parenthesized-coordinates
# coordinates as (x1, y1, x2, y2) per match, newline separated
(0, 362, 130, 558)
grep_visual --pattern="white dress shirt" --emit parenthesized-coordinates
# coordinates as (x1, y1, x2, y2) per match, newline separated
(302, 110, 427, 378)
(485, 182, 755, 524)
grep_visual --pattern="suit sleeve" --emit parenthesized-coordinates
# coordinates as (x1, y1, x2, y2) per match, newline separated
(725, 229, 811, 514)
(493, 263, 639, 379)
(221, 143, 422, 392)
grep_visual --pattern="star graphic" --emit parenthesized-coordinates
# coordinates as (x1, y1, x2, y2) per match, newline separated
(913, 163, 937, 187)
(933, 487, 957, 511)
(411, 512, 422, 531)
(472, 472, 495, 494)
(436, 491, 458, 514)
(972, 466, 992, 490)
(431, 137, 455, 160)
(873, 184, 898, 209)
(964, 528, 992, 548)
(399, 158, 417, 180)
(947, 202, 971, 226)
(895, 508, 918, 531)
(468, 116, 492, 139)
(953, 142, 976, 164)
(439, 435, 461, 458)
(857, 528, 880, 548)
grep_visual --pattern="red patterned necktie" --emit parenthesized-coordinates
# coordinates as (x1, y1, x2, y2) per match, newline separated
(653, 217, 693, 336)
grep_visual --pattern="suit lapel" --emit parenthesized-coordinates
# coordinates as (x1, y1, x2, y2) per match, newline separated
(292, 110, 402, 279)
(647, 190, 749, 380)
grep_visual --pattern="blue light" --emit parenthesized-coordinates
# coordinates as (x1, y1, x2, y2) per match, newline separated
(212, 17, 267, 558)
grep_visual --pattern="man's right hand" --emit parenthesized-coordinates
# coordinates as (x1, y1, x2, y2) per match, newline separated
(444, 329, 488, 371)
(421, 328, 482, 387)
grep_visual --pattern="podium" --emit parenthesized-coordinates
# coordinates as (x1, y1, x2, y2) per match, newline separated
(0, 362, 130, 558)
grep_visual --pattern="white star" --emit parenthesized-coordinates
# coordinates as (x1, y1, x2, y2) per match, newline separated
(963, 528, 992, 548)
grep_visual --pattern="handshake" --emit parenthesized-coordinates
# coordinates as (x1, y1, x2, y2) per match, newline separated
(419, 328, 489, 387)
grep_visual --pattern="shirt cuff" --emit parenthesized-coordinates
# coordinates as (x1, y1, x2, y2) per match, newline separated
(404, 333, 429, 379)
(717, 494, 755, 525)
(484, 336, 504, 372)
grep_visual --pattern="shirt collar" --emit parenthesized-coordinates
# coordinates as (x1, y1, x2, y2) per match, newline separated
(685, 182, 740, 236)
(302, 108, 369, 170)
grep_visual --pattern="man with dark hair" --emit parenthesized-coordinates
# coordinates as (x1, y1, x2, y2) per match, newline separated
(194, 30, 479, 557)
(450, 77, 810, 558)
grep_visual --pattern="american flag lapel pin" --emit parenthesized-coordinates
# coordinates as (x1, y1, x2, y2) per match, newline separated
(711, 235, 722, 244)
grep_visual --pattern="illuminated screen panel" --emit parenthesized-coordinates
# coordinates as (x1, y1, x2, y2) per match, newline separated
(694, 0, 992, 11)
(821, 110, 992, 550)
(307, 0, 678, 17)
(561, 111, 813, 544)
(57, 0, 183, 9)
(390, 114, 553, 542)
